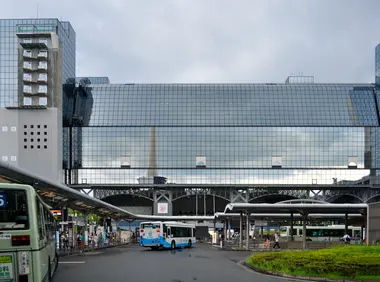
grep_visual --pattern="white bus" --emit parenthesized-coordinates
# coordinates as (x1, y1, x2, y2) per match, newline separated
(140, 221, 196, 249)
(0, 183, 58, 281)
(280, 225, 362, 241)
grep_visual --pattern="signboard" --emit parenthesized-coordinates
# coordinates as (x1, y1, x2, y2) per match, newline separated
(0, 254, 15, 282)
(0, 194, 7, 207)
(157, 203, 168, 214)
(254, 220, 268, 226)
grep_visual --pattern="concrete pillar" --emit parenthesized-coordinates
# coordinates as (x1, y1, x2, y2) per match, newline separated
(361, 225, 364, 242)
(213, 194, 216, 214)
(345, 213, 349, 235)
(204, 193, 206, 216)
(84, 214, 89, 246)
(302, 213, 307, 249)
(213, 220, 216, 244)
(226, 218, 229, 240)
(290, 212, 294, 241)
(246, 213, 250, 250)
(225, 219, 228, 242)
(239, 212, 243, 248)
(195, 193, 198, 216)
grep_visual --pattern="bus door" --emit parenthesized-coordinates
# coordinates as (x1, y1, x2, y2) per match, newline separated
(0, 189, 31, 280)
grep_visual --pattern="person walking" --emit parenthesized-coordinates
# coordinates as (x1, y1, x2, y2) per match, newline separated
(273, 232, 280, 249)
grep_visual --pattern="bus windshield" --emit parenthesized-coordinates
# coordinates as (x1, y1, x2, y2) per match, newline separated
(0, 190, 28, 230)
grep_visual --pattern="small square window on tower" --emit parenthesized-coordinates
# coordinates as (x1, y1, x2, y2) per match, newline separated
(348, 156, 358, 169)
(272, 156, 282, 168)
(120, 156, 131, 168)
(196, 156, 207, 168)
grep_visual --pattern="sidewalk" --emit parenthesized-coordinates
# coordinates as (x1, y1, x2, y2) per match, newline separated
(211, 244, 269, 252)
(58, 242, 131, 257)
(211, 238, 352, 252)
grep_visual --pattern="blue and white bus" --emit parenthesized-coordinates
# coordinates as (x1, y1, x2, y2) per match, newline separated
(140, 221, 196, 249)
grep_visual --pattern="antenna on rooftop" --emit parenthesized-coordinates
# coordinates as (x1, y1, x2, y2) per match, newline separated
(36, 3, 39, 18)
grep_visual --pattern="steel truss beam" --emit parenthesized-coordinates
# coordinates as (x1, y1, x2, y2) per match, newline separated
(70, 183, 374, 190)
(91, 186, 380, 204)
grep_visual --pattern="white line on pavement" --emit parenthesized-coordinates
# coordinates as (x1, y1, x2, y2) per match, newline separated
(59, 261, 86, 264)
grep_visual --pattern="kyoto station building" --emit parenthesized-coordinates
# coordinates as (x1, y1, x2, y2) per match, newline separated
(65, 43, 380, 217)
(1, 19, 380, 221)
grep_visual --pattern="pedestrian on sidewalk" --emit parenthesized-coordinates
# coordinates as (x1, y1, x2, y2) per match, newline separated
(273, 232, 280, 249)
(264, 234, 270, 249)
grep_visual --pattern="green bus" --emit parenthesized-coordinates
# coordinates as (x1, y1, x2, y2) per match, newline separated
(0, 183, 58, 281)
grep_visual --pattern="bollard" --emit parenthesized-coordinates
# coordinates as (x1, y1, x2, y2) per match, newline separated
(220, 240, 223, 248)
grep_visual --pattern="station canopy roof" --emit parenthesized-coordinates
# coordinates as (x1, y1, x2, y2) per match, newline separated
(214, 212, 364, 220)
(224, 200, 368, 215)
(0, 161, 215, 221)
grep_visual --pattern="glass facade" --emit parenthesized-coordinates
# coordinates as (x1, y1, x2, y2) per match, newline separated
(75, 77, 110, 84)
(85, 84, 378, 127)
(64, 83, 380, 186)
(0, 18, 75, 107)
(376, 44, 380, 85)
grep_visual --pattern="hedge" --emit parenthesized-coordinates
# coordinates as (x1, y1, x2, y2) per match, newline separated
(246, 245, 380, 280)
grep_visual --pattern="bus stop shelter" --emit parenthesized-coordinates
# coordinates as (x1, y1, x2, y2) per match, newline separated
(223, 200, 368, 249)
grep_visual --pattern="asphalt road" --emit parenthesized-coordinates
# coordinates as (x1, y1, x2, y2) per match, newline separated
(53, 244, 300, 282)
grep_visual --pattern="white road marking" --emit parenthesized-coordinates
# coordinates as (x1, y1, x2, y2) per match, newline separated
(59, 261, 86, 264)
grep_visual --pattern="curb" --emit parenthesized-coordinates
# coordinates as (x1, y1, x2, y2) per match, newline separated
(58, 243, 130, 257)
(240, 260, 379, 282)
(211, 245, 279, 252)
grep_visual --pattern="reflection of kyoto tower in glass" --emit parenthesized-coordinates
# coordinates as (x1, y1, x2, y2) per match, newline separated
(137, 128, 167, 184)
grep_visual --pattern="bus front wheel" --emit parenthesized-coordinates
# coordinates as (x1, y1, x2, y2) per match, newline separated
(188, 240, 192, 248)
(171, 241, 176, 249)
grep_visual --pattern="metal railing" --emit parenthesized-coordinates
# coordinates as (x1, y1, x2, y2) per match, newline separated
(58, 238, 128, 255)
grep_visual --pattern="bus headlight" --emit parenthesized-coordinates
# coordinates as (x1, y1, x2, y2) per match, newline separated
(18, 251, 30, 275)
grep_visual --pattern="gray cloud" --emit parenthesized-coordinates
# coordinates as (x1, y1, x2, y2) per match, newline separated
(1, 0, 380, 83)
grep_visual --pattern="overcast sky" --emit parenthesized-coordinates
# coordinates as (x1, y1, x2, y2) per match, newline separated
(2, 0, 380, 83)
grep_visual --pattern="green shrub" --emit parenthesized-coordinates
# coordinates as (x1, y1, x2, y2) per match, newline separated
(247, 246, 380, 280)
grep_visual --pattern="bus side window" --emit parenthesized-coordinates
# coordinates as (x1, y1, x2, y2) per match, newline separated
(193, 228, 196, 237)
(36, 199, 45, 240)
(43, 208, 54, 242)
(292, 229, 297, 236)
